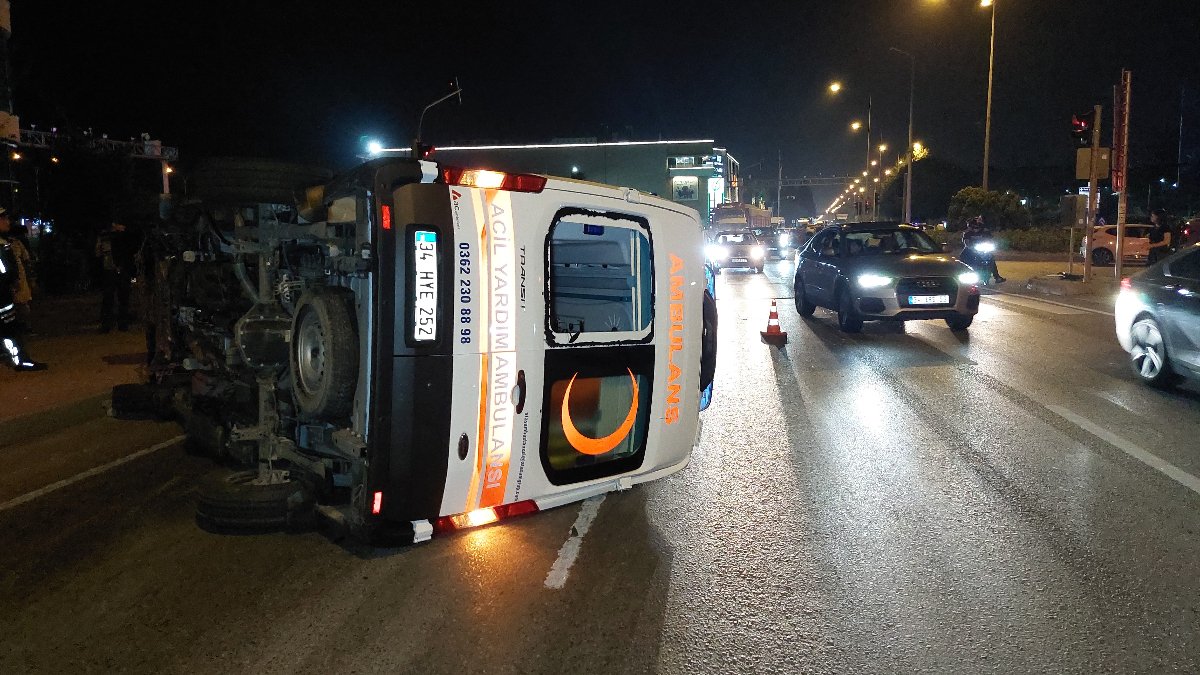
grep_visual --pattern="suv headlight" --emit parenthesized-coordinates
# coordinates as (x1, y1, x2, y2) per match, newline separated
(706, 244, 728, 260)
(857, 274, 893, 289)
(751, 246, 766, 259)
(779, 233, 791, 247)
(958, 271, 980, 285)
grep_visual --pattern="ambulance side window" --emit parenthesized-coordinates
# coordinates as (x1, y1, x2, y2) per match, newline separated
(548, 211, 653, 345)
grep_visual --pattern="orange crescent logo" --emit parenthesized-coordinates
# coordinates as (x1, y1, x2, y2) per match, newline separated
(561, 369, 639, 456)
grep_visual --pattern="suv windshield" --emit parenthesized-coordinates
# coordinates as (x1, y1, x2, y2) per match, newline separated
(843, 229, 939, 257)
(716, 232, 758, 245)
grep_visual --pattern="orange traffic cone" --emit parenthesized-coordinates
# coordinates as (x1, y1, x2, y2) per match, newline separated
(760, 300, 788, 346)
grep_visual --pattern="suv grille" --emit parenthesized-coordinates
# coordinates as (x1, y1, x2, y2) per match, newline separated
(896, 277, 957, 306)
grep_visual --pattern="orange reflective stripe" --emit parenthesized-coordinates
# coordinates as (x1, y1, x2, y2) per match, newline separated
(561, 369, 639, 456)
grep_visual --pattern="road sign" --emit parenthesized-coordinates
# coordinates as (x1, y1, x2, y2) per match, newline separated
(1076, 147, 1110, 180)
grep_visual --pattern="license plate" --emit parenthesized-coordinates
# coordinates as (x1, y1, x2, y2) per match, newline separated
(412, 230, 438, 341)
(908, 294, 950, 305)
(731, 258, 748, 263)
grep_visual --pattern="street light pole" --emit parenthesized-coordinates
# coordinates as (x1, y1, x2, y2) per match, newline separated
(981, 0, 997, 191)
(891, 47, 916, 223)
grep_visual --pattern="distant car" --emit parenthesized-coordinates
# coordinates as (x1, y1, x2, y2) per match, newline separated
(751, 226, 800, 260)
(793, 222, 981, 332)
(707, 230, 766, 273)
(1115, 244, 1200, 387)
(1082, 224, 1151, 266)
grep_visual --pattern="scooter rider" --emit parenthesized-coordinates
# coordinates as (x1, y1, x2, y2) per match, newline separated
(961, 216, 1006, 283)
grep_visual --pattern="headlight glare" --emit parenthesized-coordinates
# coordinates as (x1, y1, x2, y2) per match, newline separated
(973, 241, 996, 253)
(705, 244, 728, 260)
(958, 271, 980, 285)
(856, 274, 893, 289)
(751, 246, 766, 259)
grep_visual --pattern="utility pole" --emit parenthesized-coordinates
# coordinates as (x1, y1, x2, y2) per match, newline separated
(1082, 104, 1102, 283)
(1178, 86, 1186, 187)
(890, 47, 916, 223)
(776, 150, 782, 221)
(982, 0, 996, 191)
(1114, 71, 1132, 281)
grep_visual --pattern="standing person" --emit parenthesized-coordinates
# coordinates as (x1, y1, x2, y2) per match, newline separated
(1147, 208, 1174, 265)
(95, 221, 137, 332)
(0, 208, 46, 371)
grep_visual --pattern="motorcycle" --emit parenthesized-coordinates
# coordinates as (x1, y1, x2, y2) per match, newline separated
(961, 238, 998, 285)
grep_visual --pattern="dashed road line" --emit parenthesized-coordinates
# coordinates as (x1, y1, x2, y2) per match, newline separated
(544, 494, 606, 589)
(1045, 404, 1200, 497)
(988, 289, 1114, 316)
(0, 434, 186, 514)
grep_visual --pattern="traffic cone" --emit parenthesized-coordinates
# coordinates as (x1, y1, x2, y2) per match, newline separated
(760, 300, 788, 346)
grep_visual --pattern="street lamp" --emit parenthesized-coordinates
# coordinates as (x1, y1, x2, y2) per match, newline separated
(850, 120, 863, 131)
(981, 0, 997, 191)
(890, 46, 916, 223)
(829, 81, 842, 93)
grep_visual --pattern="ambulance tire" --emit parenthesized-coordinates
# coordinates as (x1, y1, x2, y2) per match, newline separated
(195, 469, 315, 532)
(189, 157, 332, 206)
(291, 288, 359, 421)
(699, 291, 718, 391)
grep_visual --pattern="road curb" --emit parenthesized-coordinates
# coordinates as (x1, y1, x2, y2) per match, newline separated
(1023, 274, 1119, 297)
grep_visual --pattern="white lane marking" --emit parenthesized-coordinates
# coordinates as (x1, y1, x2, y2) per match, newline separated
(1045, 405, 1200, 497)
(990, 290, 1114, 317)
(985, 293, 1086, 315)
(0, 434, 186, 514)
(544, 494, 606, 589)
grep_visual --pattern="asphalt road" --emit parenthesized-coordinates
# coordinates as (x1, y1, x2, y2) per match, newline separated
(4, 259, 1200, 674)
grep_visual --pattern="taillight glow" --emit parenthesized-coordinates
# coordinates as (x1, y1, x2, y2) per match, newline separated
(442, 167, 547, 193)
(372, 491, 383, 515)
(433, 499, 540, 534)
(381, 204, 392, 231)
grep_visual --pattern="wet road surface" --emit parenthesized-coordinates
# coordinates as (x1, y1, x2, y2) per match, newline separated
(4, 259, 1200, 673)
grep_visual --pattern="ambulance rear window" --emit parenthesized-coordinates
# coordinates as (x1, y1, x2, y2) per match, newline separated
(549, 214, 652, 341)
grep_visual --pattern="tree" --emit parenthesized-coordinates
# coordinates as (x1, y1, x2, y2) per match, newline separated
(947, 186, 1031, 230)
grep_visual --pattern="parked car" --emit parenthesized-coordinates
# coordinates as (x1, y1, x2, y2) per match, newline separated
(1082, 224, 1151, 266)
(707, 230, 766, 273)
(793, 222, 981, 332)
(1115, 244, 1200, 387)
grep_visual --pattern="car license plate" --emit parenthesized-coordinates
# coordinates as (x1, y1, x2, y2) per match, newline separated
(412, 230, 438, 341)
(908, 294, 949, 305)
(731, 258, 748, 263)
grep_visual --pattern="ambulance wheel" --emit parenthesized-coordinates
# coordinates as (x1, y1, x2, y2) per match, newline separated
(291, 288, 359, 420)
(196, 469, 315, 532)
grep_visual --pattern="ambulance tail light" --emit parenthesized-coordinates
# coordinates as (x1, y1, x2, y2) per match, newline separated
(441, 167, 547, 193)
(371, 491, 384, 515)
(433, 500, 540, 533)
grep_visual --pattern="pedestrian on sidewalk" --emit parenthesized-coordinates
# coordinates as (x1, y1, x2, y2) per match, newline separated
(0, 208, 47, 371)
(95, 221, 137, 332)
(1148, 209, 1174, 265)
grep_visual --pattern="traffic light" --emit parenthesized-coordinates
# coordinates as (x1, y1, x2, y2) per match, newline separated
(1072, 114, 1092, 148)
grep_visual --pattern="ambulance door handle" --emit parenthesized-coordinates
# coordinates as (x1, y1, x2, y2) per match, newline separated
(513, 370, 527, 414)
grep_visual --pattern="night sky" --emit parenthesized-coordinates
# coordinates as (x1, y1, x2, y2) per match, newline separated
(11, 1, 1199, 185)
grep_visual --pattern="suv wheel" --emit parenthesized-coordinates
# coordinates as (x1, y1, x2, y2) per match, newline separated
(794, 278, 816, 317)
(837, 288, 863, 333)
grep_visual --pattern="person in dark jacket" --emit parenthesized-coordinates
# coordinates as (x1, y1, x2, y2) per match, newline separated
(1147, 209, 1174, 265)
(96, 222, 139, 332)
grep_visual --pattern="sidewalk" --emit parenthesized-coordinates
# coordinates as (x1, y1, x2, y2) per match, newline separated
(0, 293, 148, 424)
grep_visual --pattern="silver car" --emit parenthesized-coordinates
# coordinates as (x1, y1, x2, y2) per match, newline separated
(793, 223, 982, 332)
